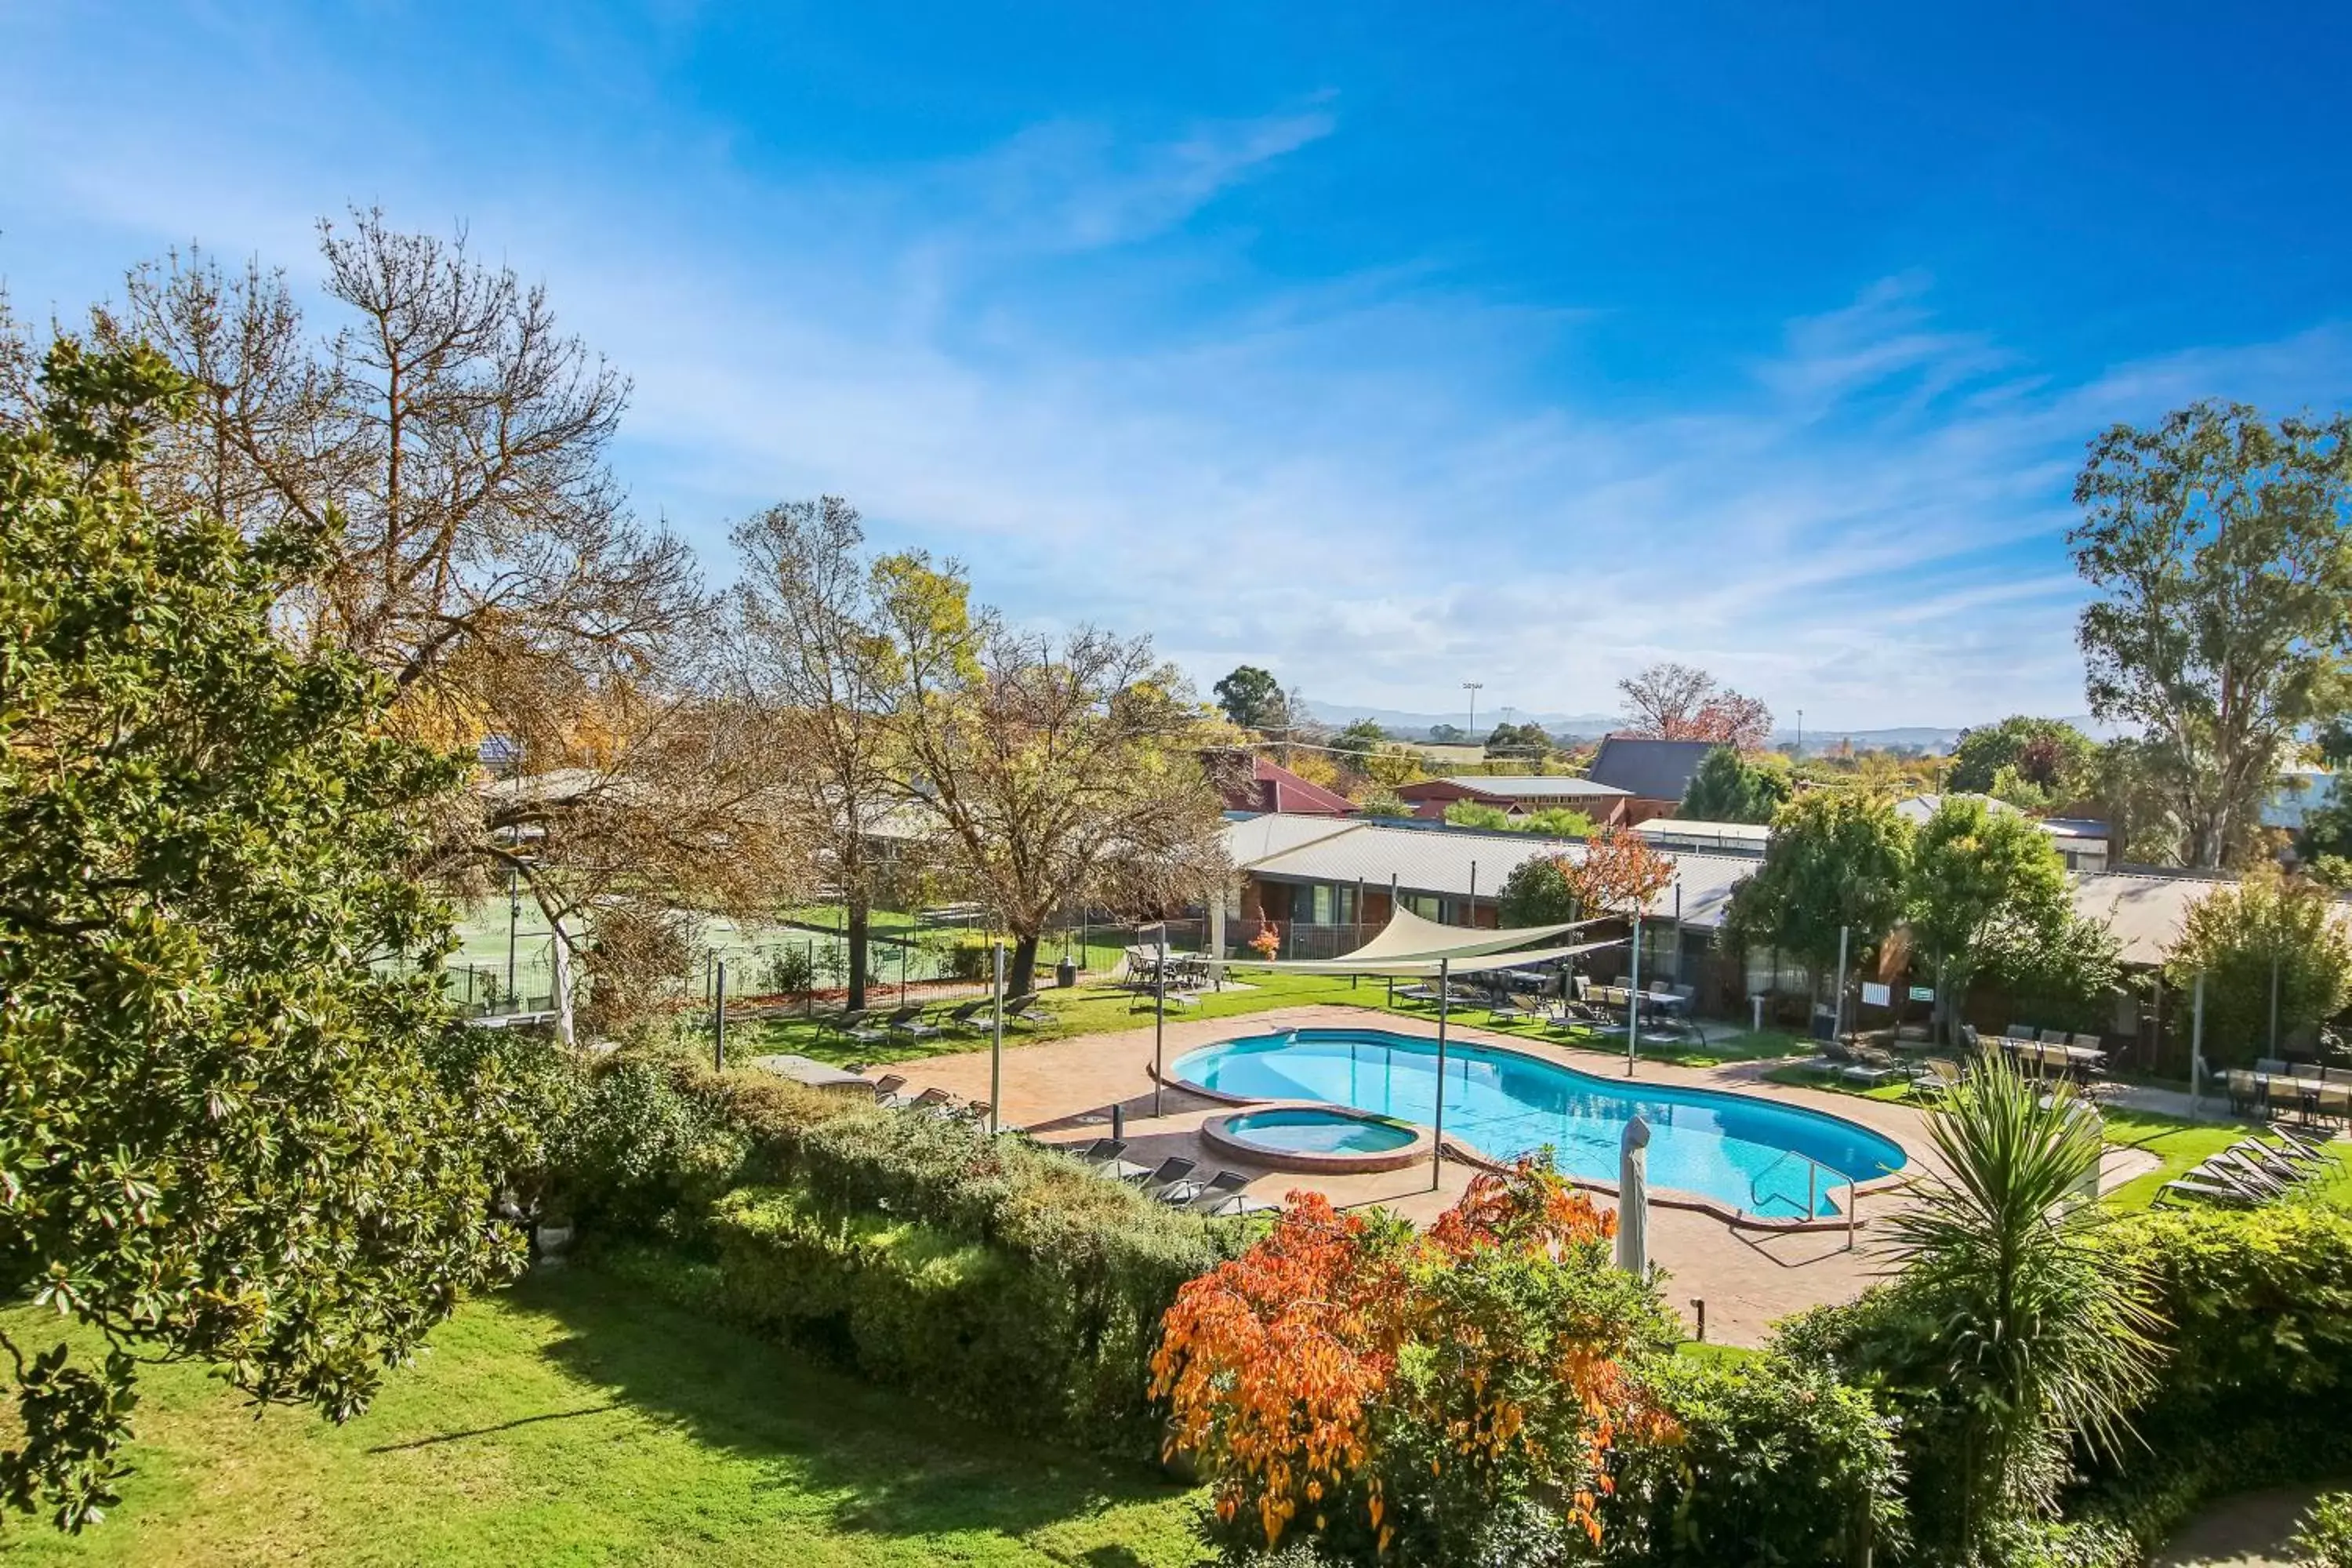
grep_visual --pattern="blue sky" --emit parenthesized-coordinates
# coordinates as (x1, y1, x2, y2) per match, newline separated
(6, 3, 2351, 728)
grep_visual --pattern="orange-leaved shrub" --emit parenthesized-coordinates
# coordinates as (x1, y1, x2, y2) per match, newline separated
(1151, 1160, 1679, 1566)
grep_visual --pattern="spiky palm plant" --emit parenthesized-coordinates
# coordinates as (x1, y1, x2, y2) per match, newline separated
(1882, 1054, 2164, 1557)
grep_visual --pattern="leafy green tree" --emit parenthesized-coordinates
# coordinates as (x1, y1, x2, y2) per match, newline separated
(2072, 402, 2352, 868)
(1517, 806, 1599, 837)
(1722, 793, 1911, 1003)
(1330, 718, 1388, 762)
(1355, 788, 1413, 818)
(1678, 746, 1792, 824)
(1855, 1060, 2160, 1555)
(2162, 867, 2352, 1068)
(1213, 665, 1288, 731)
(1904, 798, 2074, 1045)
(1497, 855, 1579, 927)
(1947, 716, 2097, 799)
(1483, 720, 1552, 759)
(1443, 800, 1516, 830)
(1427, 723, 1466, 745)
(0, 343, 526, 1529)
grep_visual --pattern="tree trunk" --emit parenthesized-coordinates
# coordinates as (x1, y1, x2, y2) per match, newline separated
(1007, 932, 1042, 1000)
(846, 895, 870, 1013)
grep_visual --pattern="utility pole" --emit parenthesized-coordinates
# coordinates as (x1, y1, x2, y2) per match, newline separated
(1795, 709, 1804, 757)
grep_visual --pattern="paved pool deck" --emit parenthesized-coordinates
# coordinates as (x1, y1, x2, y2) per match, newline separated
(887, 1003, 1994, 1347)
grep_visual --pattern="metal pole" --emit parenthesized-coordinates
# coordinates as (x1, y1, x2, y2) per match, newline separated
(989, 943, 1004, 1135)
(1468, 862, 1477, 929)
(1625, 910, 1642, 1076)
(1152, 927, 1167, 1117)
(1432, 956, 1450, 1191)
(506, 865, 520, 1000)
(714, 959, 727, 1071)
(2190, 970, 2207, 1114)
(2270, 950, 2281, 1057)
(1832, 924, 1851, 1044)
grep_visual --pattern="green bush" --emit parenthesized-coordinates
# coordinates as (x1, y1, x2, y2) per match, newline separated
(1605, 1352, 1907, 1568)
(2296, 1491, 2352, 1568)
(546, 1048, 1237, 1454)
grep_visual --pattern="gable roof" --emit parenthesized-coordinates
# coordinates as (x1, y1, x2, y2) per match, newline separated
(1222, 757, 1357, 816)
(1585, 736, 1719, 802)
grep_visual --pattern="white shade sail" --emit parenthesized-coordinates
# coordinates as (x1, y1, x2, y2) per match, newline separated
(1241, 906, 1619, 978)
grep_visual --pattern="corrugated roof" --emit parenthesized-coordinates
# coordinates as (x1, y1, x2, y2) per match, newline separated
(1220, 813, 1364, 867)
(1586, 737, 1718, 801)
(1231, 821, 1755, 928)
(1421, 775, 1629, 800)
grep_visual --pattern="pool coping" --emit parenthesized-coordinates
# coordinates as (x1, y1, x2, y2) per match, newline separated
(1156, 1026, 1915, 1235)
(1199, 1102, 1435, 1174)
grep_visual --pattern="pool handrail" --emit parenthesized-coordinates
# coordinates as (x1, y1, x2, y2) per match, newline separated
(1747, 1145, 1858, 1249)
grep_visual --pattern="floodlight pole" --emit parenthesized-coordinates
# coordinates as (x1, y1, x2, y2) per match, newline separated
(2190, 970, 2207, 1115)
(1625, 910, 1642, 1076)
(714, 959, 727, 1071)
(1432, 956, 1451, 1192)
(988, 943, 1004, 1135)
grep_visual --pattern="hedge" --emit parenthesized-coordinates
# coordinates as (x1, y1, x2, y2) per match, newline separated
(551, 1047, 1237, 1456)
(1604, 1352, 1907, 1568)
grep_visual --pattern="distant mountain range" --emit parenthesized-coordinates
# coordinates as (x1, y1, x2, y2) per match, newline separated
(1298, 699, 2117, 754)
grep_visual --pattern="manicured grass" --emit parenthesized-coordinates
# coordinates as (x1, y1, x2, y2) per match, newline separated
(1760, 1063, 1920, 1104)
(1, 1268, 1203, 1567)
(2096, 1108, 2352, 1211)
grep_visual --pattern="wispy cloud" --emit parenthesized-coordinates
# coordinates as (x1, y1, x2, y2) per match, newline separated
(5, 25, 2350, 728)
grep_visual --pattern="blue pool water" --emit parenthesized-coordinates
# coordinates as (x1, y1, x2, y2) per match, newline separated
(1172, 1029, 1906, 1218)
(1225, 1107, 1418, 1156)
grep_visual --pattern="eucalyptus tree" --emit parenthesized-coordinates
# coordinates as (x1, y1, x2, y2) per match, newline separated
(0, 343, 528, 1529)
(2072, 401, 2352, 868)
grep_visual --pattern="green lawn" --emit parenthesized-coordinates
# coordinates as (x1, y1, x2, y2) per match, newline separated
(0, 1269, 1203, 1567)
(739, 969, 1813, 1072)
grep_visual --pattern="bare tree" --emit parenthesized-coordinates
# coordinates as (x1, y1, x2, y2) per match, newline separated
(94, 214, 786, 1028)
(1617, 661, 1773, 750)
(873, 555, 1230, 997)
(728, 497, 924, 1011)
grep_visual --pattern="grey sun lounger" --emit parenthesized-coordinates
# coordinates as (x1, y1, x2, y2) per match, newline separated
(1127, 1156, 1197, 1200)
(833, 1008, 890, 1047)
(2158, 1175, 2256, 1207)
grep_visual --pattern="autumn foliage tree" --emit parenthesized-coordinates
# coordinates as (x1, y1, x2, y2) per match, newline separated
(1151, 1163, 1675, 1566)
(1616, 662, 1773, 751)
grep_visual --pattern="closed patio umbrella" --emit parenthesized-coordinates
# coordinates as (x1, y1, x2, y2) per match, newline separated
(1616, 1114, 1651, 1276)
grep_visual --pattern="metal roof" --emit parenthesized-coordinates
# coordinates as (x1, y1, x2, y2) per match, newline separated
(1585, 737, 1718, 801)
(1417, 775, 1631, 800)
(1226, 820, 1756, 928)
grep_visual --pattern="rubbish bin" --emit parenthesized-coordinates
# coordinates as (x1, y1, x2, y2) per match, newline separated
(1812, 1004, 1838, 1042)
(1054, 957, 1078, 989)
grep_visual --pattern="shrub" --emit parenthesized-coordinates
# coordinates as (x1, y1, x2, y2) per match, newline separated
(2296, 1492, 2352, 1568)
(1604, 1352, 1906, 1568)
(547, 1052, 750, 1235)
(761, 944, 816, 996)
(1152, 1163, 1678, 1566)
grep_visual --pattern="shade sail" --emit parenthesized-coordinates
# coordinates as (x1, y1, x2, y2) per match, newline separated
(1316, 905, 1596, 964)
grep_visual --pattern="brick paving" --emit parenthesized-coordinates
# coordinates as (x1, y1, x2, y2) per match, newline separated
(891, 1002, 1960, 1348)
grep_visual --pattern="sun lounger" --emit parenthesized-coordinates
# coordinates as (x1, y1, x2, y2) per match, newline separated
(2158, 1175, 2256, 1207)
(2228, 1140, 2311, 1184)
(1127, 1156, 1198, 1200)
(1183, 1172, 1261, 1214)
(904, 1086, 953, 1112)
(833, 1008, 890, 1047)
(2270, 1123, 2339, 1161)
(884, 1004, 943, 1040)
(1160, 1169, 1247, 1208)
(2206, 1150, 2292, 1197)
(1001, 993, 1054, 1026)
(869, 1073, 909, 1105)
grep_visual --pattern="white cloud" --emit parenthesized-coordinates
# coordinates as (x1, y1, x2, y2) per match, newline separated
(5, 30, 2351, 729)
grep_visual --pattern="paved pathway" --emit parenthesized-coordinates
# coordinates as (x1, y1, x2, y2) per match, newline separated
(896, 1002, 1951, 1347)
(2153, 1485, 2327, 1567)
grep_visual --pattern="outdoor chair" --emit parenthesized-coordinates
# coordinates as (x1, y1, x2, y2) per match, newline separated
(2158, 1174, 2256, 1207)
(2270, 1122, 2340, 1160)
(1910, 1058, 1965, 1103)
(2037, 1029, 2069, 1046)
(1070, 1138, 1124, 1169)
(2005, 1024, 2035, 1045)
(2256, 1056, 2292, 1076)
(2228, 1140, 2310, 1185)
(2208, 1149, 2292, 1197)
(869, 1073, 909, 1105)
(884, 1004, 942, 1040)
(1127, 1156, 1198, 1200)
(1159, 1168, 1236, 1207)
(2070, 1033, 2103, 1054)
(833, 1008, 890, 1047)
(1183, 1172, 1262, 1214)
(951, 1099, 993, 1126)
(1002, 993, 1054, 1025)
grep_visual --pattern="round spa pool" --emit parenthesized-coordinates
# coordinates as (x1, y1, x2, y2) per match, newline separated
(1171, 1028, 1907, 1219)
(1200, 1104, 1432, 1174)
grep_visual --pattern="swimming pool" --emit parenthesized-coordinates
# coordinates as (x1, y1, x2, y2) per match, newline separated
(1170, 1028, 1907, 1219)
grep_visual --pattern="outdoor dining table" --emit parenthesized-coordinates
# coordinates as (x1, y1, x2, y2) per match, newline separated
(1994, 1038, 2106, 1073)
(2230, 1069, 2350, 1123)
